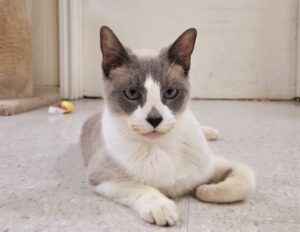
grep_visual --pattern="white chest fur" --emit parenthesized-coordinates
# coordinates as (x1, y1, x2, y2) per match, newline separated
(102, 107, 213, 197)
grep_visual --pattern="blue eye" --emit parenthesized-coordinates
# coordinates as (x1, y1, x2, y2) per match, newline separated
(124, 88, 141, 100)
(164, 88, 178, 99)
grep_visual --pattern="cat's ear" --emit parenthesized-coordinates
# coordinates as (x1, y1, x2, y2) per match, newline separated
(100, 26, 130, 76)
(167, 28, 197, 74)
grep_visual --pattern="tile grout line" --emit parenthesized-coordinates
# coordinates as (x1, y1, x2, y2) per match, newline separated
(186, 193, 191, 232)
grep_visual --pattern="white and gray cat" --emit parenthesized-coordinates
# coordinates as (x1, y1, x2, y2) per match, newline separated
(81, 26, 255, 226)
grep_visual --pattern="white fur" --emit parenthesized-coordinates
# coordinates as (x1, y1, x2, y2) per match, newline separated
(195, 156, 255, 203)
(202, 126, 219, 140)
(129, 77, 176, 135)
(94, 181, 179, 226)
(97, 105, 214, 226)
(102, 106, 213, 196)
(93, 77, 255, 226)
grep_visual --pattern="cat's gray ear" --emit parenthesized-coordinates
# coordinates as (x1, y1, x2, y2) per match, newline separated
(167, 28, 197, 74)
(100, 26, 130, 76)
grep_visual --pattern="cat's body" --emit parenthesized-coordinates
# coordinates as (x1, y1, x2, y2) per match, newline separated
(83, 107, 213, 198)
(81, 26, 255, 226)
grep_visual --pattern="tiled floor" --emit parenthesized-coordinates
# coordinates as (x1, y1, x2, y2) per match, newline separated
(0, 99, 299, 232)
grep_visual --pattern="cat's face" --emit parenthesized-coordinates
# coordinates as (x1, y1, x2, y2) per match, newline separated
(100, 26, 197, 139)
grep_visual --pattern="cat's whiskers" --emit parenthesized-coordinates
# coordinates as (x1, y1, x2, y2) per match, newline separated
(165, 58, 177, 78)
(165, 53, 185, 78)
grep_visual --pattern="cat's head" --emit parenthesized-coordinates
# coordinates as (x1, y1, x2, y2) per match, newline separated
(100, 26, 197, 139)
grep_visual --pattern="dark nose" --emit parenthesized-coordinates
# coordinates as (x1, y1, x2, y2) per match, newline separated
(146, 107, 163, 128)
(146, 116, 163, 128)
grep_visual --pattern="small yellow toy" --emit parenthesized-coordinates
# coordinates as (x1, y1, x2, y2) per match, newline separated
(59, 101, 74, 113)
(48, 100, 74, 114)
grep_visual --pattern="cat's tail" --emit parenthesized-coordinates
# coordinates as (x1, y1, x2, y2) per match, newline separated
(195, 156, 255, 203)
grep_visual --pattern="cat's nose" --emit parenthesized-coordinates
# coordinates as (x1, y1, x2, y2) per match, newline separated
(146, 107, 163, 128)
(146, 116, 163, 128)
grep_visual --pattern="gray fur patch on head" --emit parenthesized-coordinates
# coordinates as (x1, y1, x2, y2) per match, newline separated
(103, 54, 147, 114)
(100, 26, 196, 116)
(103, 49, 190, 115)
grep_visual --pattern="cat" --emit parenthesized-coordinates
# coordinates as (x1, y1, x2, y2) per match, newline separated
(81, 26, 255, 226)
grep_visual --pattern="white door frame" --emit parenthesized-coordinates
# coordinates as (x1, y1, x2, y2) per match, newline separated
(58, 0, 300, 99)
(58, 0, 83, 99)
(297, 0, 300, 98)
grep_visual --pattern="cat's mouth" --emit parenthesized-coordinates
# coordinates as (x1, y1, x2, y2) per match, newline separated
(142, 130, 164, 138)
(131, 123, 175, 138)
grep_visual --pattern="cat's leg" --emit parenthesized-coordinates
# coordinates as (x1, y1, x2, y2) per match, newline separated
(195, 156, 255, 203)
(87, 153, 179, 226)
(93, 181, 179, 226)
(202, 126, 219, 140)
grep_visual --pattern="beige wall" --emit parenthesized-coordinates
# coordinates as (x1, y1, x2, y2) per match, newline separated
(83, 0, 297, 99)
(29, 0, 299, 98)
(31, 0, 59, 88)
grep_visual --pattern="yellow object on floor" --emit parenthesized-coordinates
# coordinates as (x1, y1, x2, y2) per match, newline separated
(48, 101, 74, 114)
(60, 101, 74, 113)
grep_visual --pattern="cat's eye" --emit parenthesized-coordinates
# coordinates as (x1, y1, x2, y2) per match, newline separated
(164, 88, 178, 99)
(124, 88, 141, 100)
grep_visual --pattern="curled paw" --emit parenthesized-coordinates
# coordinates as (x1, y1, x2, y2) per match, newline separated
(138, 198, 179, 226)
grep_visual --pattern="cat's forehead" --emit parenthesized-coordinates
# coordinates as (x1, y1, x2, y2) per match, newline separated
(109, 49, 185, 87)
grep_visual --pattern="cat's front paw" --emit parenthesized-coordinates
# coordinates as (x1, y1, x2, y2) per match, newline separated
(138, 197, 179, 226)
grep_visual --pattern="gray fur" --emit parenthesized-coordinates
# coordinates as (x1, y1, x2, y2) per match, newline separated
(104, 50, 190, 115)
(80, 112, 102, 166)
(147, 107, 161, 119)
(100, 26, 194, 116)
(81, 112, 130, 185)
